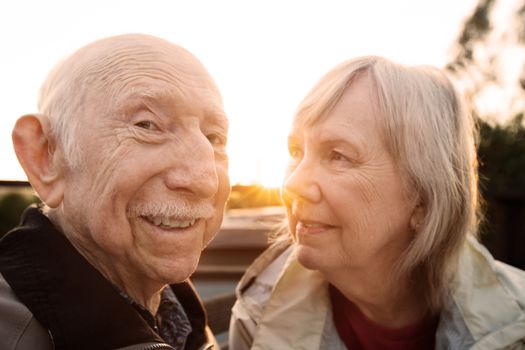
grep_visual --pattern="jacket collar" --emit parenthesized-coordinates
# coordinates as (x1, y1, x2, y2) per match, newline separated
(0, 206, 207, 350)
(237, 237, 525, 350)
(235, 240, 345, 350)
(437, 236, 525, 349)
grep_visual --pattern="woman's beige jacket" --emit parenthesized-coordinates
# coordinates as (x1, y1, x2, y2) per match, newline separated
(229, 236, 525, 350)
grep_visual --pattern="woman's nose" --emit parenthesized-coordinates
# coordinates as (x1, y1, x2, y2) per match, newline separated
(282, 158, 322, 205)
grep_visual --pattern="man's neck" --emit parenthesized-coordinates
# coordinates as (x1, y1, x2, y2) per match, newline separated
(49, 210, 165, 315)
(78, 251, 165, 315)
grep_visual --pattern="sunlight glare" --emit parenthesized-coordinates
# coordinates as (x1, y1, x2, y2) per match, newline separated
(0, 0, 479, 186)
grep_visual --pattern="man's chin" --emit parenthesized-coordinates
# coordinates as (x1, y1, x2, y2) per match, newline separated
(153, 255, 201, 284)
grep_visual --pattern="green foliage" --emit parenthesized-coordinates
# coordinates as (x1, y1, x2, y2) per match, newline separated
(0, 192, 40, 238)
(452, 0, 496, 65)
(478, 114, 525, 195)
(447, 0, 525, 120)
(446, 0, 525, 267)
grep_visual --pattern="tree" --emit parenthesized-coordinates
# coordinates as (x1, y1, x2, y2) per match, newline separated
(447, 0, 525, 123)
(447, 0, 525, 268)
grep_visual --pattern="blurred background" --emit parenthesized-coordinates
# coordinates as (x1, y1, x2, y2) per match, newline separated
(1, 0, 525, 347)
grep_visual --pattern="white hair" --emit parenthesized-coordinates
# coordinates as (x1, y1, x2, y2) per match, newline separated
(127, 200, 215, 220)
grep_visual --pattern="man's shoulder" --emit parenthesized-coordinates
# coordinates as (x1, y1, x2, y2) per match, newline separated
(0, 273, 53, 350)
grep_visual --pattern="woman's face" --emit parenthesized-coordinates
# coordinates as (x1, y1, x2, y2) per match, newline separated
(283, 74, 418, 275)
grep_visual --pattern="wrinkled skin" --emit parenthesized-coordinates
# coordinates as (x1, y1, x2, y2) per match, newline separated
(281, 72, 429, 327)
(48, 36, 230, 309)
(283, 73, 416, 276)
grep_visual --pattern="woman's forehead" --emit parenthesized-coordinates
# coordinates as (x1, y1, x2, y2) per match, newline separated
(293, 75, 379, 129)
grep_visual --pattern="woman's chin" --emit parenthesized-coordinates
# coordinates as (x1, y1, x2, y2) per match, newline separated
(296, 245, 323, 271)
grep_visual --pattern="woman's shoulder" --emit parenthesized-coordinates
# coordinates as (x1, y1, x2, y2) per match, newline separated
(0, 273, 53, 350)
(229, 240, 295, 350)
(229, 239, 340, 350)
(460, 235, 525, 295)
(235, 239, 295, 306)
(440, 236, 525, 349)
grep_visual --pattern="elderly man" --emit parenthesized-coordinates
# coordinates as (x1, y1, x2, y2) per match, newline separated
(0, 34, 229, 349)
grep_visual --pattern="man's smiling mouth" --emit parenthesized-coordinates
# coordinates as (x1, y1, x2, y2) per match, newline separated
(143, 216, 197, 229)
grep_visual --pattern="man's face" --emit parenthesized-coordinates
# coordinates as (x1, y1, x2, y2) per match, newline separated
(59, 52, 229, 290)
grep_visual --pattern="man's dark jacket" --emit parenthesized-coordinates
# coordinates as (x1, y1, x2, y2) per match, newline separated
(0, 207, 216, 350)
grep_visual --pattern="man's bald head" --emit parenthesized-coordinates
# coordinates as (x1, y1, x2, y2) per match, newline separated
(38, 34, 220, 168)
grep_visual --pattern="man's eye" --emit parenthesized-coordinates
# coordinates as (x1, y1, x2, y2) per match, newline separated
(207, 133, 227, 147)
(134, 120, 159, 131)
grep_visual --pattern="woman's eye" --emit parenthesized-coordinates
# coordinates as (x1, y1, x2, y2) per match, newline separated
(330, 150, 349, 162)
(135, 120, 159, 131)
(288, 146, 302, 159)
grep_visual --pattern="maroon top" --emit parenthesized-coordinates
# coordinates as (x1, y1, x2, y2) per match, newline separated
(329, 285, 438, 350)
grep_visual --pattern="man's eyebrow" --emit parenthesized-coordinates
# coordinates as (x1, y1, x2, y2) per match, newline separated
(111, 100, 149, 120)
(206, 112, 229, 131)
(112, 88, 228, 127)
(112, 89, 177, 116)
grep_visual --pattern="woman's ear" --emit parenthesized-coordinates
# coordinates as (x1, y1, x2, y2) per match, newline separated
(12, 114, 65, 208)
(410, 202, 426, 233)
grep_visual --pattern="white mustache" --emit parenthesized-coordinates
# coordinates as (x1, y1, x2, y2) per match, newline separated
(128, 201, 215, 220)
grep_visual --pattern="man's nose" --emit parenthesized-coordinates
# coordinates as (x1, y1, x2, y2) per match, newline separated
(282, 157, 321, 205)
(164, 133, 219, 199)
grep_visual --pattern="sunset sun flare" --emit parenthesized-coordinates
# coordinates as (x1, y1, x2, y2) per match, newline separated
(1, 0, 479, 187)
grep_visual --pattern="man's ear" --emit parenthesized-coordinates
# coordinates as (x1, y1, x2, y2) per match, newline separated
(12, 114, 65, 208)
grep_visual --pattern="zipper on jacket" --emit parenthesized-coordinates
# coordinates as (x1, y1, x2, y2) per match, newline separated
(139, 342, 215, 350)
(140, 343, 175, 350)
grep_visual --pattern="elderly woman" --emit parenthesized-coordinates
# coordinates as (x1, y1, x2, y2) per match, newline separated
(229, 56, 525, 349)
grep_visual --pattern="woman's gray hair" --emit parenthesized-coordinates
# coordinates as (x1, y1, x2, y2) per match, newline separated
(290, 56, 479, 312)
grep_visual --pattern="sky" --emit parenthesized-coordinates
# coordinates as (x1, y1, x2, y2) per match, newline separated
(0, 0, 479, 187)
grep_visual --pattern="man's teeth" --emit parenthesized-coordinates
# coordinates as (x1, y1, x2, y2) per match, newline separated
(148, 216, 196, 228)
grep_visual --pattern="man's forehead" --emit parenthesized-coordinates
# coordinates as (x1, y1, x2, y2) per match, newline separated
(74, 35, 225, 120)
(112, 86, 227, 123)
(67, 35, 200, 81)
(40, 34, 219, 115)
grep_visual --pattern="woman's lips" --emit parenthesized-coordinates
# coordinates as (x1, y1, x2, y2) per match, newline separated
(296, 221, 335, 235)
